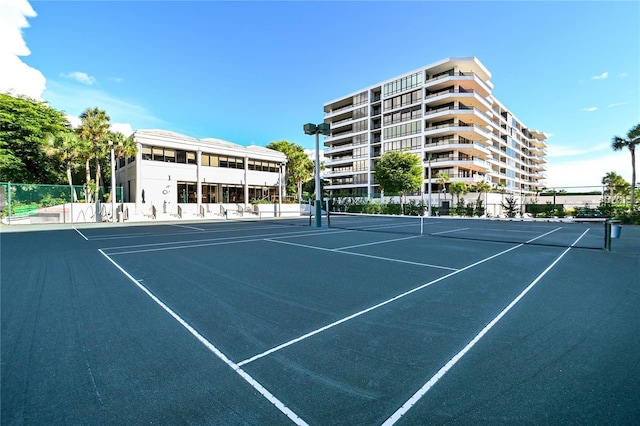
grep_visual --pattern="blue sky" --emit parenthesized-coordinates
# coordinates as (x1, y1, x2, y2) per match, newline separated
(2, 0, 639, 189)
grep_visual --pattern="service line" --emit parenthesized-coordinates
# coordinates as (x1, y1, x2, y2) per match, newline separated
(381, 227, 589, 425)
(265, 238, 458, 271)
(238, 241, 525, 367)
(99, 249, 309, 426)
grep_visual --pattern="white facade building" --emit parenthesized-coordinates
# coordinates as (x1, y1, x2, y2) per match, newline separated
(323, 57, 548, 205)
(115, 129, 287, 215)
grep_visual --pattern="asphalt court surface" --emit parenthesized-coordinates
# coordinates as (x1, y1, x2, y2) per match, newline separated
(2, 218, 639, 424)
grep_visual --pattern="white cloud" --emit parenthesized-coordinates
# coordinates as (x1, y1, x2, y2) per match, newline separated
(591, 72, 608, 80)
(109, 77, 124, 84)
(582, 107, 597, 112)
(544, 152, 631, 189)
(61, 71, 96, 86)
(304, 148, 325, 164)
(66, 114, 134, 137)
(110, 122, 134, 137)
(607, 101, 630, 108)
(0, 0, 46, 99)
(65, 114, 81, 128)
(546, 142, 610, 158)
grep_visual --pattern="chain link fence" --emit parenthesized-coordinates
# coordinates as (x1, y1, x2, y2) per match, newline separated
(0, 182, 123, 224)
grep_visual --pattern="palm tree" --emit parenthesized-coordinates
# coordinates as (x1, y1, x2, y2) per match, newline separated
(473, 180, 491, 216)
(449, 181, 469, 204)
(105, 131, 137, 202)
(108, 131, 137, 163)
(449, 181, 469, 214)
(602, 171, 627, 203)
(290, 151, 313, 201)
(45, 131, 88, 200)
(436, 171, 450, 206)
(78, 108, 111, 202)
(611, 123, 640, 209)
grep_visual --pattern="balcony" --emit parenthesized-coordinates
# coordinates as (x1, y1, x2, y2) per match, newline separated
(324, 155, 356, 166)
(424, 71, 493, 94)
(424, 88, 493, 111)
(426, 155, 490, 172)
(425, 105, 492, 128)
(324, 103, 356, 117)
(425, 138, 490, 157)
(424, 122, 492, 142)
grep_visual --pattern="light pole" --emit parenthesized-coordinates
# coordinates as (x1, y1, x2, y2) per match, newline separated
(109, 142, 116, 222)
(426, 157, 433, 216)
(303, 122, 331, 227)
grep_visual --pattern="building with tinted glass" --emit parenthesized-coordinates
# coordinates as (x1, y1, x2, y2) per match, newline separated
(115, 129, 286, 215)
(322, 57, 547, 203)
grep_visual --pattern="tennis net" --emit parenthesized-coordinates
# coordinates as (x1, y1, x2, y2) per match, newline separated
(327, 211, 607, 249)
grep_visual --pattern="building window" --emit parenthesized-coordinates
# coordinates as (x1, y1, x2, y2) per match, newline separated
(221, 185, 244, 203)
(142, 146, 152, 160)
(164, 148, 175, 163)
(383, 121, 421, 139)
(383, 72, 422, 96)
(177, 182, 197, 203)
(152, 147, 165, 162)
(384, 136, 421, 151)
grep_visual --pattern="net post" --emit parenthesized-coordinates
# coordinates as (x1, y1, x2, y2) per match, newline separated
(604, 219, 612, 251)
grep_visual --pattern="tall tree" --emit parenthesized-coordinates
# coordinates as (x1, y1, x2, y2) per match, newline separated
(602, 171, 627, 203)
(0, 93, 69, 183)
(373, 150, 422, 197)
(436, 171, 450, 205)
(104, 132, 137, 200)
(78, 108, 111, 202)
(44, 131, 88, 193)
(449, 181, 469, 205)
(611, 123, 640, 209)
(473, 180, 491, 205)
(266, 140, 313, 201)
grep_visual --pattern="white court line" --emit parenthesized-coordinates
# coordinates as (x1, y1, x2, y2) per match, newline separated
(238, 241, 525, 367)
(265, 239, 458, 271)
(73, 227, 88, 240)
(102, 229, 332, 255)
(381, 227, 588, 425)
(85, 224, 289, 241)
(334, 235, 422, 250)
(99, 249, 309, 426)
(170, 224, 205, 231)
(430, 227, 469, 235)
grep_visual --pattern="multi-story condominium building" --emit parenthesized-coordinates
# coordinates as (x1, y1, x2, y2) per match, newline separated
(322, 57, 547, 203)
(115, 129, 287, 214)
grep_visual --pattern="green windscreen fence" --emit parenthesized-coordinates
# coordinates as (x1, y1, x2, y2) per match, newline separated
(0, 182, 123, 223)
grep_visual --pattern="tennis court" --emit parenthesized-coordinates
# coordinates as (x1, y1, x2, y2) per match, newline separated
(2, 216, 639, 424)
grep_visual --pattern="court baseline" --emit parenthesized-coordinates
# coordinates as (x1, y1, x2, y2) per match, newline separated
(381, 228, 590, 425)
(96, 223, 584, 425)
(99, 248, 310, 426)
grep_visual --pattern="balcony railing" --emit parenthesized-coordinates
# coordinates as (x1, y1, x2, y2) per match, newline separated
(425, 156, 489, 166)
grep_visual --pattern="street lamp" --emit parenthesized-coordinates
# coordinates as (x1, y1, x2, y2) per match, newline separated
(108, 141, 116, 222)
(426, 156, 433, 216)
(303, 122, 331, 227)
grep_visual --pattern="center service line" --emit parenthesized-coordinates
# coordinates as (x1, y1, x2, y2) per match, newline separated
(239, 227, 564, 368)
(238, 241, 526, 367)
(265, 239, 458, 271)
(98, 249, 309, 426)
(381, 228, 589, 425)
